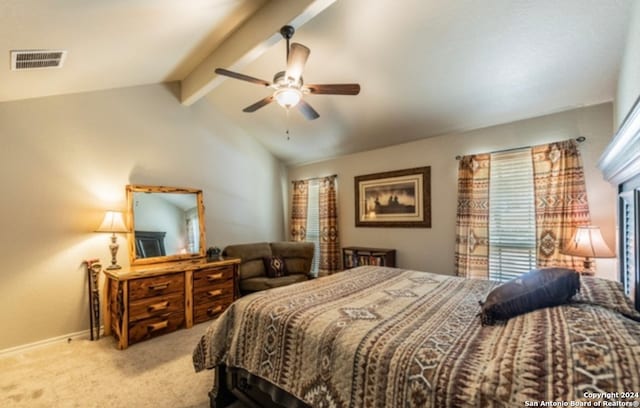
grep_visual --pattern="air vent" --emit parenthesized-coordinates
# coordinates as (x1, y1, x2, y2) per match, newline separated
(11, 50, 67, 71)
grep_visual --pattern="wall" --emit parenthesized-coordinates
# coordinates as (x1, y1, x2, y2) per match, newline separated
(0, 83, 285, 351)
(616, 0, 640, 126)
(288, 103, 617, 279)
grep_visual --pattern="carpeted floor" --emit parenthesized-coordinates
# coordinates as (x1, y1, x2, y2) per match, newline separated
(0, 323, 220, 408)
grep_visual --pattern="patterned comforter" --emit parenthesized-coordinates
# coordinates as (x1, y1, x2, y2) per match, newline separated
(193, 266, 640, 407)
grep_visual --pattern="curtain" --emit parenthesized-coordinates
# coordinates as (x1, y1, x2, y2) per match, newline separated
(319, 176, 340, 275)
(532, 140, 591, 269)
(290, 180, 308, 241)
(454, 154, 491, 279)
(455, 139, 591, 279)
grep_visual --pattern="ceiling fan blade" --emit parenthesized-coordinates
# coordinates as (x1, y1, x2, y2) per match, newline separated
(297, 99, 320, 120)
(286, 43, 310, 83)
(306, 84, 361, 95)
(243, 96, 274, 112)
(215, 68, 270, 87)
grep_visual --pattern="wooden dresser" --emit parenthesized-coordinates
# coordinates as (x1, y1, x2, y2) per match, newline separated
(103, 257, 240, 349)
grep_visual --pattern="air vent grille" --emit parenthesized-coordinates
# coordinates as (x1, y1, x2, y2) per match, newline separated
(11, 50, 67, 71)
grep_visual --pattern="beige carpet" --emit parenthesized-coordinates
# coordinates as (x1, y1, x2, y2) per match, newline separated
(0, 323, 220, 408)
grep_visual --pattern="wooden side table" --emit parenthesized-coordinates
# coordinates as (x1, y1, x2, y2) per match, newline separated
(342, 246, 396, 269)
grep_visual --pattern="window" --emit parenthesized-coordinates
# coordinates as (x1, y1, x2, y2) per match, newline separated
(488, 148, 537, 281)
(185, 207, 199, 253)
(455, 139, 589, 280)
(305, 180, 321, 275)
(291, 176, 340, 276)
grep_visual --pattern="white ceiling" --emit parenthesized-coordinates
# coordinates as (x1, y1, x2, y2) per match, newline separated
(0, 0, 266, 101)
(1, 0, 632, 165)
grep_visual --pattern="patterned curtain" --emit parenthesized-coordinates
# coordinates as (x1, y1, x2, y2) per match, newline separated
(532, 140, 591, 269)
(454, 154, 491, 279)
(319, 176, 340, 275)
(290, 180, 308, 242)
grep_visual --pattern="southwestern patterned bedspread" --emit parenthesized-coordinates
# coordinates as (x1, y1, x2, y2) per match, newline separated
(193, 266, 640, 407)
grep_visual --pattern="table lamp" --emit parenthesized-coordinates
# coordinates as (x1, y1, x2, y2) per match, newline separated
(96, 211, 128, 270)
(561, 225, 615, 275)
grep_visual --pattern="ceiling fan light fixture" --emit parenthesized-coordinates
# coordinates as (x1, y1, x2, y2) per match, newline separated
(274, 87, 302, 109)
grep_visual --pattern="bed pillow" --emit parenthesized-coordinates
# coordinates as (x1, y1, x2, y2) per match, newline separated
(263, 256, 288, 278)
(479, 268, 580, 325)
(573, 277, 640, 321)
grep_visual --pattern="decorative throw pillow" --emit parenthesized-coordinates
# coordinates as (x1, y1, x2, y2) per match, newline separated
(479, 268, 580, 325)
(573, 277, 640, 322)
(263, 256, 288, 278)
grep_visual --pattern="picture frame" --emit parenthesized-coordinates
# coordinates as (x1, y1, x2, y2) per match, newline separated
(354, 166, 431, 228)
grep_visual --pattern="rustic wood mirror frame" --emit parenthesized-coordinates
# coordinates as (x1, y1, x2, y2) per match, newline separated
(126, 184, 206, 266)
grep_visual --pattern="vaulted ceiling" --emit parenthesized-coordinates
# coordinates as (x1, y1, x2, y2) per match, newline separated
(1, 0, 632, 165)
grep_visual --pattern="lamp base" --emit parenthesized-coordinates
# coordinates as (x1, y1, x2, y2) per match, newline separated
(107, 234, 122, 271)
(581, 257, 595, 276)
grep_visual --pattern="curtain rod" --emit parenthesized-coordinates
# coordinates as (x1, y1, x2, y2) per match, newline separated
(454, 136, 586, 160)
(291, 174, 338, 183)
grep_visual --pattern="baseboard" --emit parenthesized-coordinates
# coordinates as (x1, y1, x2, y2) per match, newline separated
(0, 327, 102, 357)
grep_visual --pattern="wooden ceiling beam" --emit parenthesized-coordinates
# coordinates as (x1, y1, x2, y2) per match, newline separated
(180, 0, 336, 106)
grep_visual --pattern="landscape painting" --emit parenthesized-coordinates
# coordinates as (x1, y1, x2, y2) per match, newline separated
(355, 166, 431, 228)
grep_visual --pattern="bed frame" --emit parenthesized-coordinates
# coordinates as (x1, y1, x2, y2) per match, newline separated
(209, 97, 640, 408)
(211, 364, 309, 408)
(599, 94, 640, 312)
(209, 265, 640, 408)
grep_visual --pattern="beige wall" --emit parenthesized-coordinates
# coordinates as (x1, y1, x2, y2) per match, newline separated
(288, 103, 617, 280)
(0, 83, 285, 350)
(616, 0, 640, 127)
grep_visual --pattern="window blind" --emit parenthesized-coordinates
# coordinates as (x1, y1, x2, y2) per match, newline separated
(489, 148, 537, 282)
(306, 180, 321, 275)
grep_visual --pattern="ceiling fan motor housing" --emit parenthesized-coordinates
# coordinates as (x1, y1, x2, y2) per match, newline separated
(274, 70, 303, 89)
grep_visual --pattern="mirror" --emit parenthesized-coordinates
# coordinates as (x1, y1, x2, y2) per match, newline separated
(126, 185, 206, 265)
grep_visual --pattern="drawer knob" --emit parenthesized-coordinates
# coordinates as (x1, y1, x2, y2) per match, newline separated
(149, 282, 170, 291)
(207, 289, 223, 298)
(207, 305, 223, 316)
(147, 301, 169, 312)
(147, 320, 168, 332)
(206, 273, 223, 281)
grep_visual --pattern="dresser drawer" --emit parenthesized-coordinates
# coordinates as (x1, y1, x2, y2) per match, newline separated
(193, 296, 233, 324)
(193, 266, 235, 290)
(129, 292, 184, 322)
(193, 283, 234, 307)
(128, 312, 185, 345)
(129, 273, 184, 300)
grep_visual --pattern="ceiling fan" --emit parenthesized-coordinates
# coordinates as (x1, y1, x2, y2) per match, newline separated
(215, 25, 360, 120)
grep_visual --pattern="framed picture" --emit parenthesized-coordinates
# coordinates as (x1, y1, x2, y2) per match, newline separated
(355, 166, 431, 228)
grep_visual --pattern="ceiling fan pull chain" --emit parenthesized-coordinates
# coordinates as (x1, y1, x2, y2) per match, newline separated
(285, 109, 291, 140)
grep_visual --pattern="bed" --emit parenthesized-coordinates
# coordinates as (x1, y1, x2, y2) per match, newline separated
(193, 265, 640, 407)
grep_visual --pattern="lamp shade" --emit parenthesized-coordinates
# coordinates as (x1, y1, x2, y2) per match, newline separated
(562, 226, 615, 258)
(96, 211, 127, 233)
